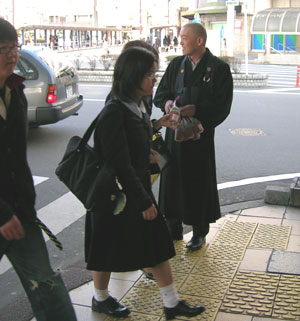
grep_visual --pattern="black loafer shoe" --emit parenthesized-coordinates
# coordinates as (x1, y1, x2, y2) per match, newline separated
(141, 269, 155, 280)
(186, 236, 206, 251)
(92, 296, 130, 317)
(164, 300, 205, 320)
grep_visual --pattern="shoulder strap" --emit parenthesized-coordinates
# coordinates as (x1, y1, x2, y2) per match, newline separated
(174, 56, 187, 96)
(79, 113, 101, 149)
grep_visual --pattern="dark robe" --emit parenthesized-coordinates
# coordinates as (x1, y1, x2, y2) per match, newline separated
(153, 49, 233, 230)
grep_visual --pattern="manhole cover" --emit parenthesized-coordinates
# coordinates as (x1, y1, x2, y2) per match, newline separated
(229, 128, 266, 136)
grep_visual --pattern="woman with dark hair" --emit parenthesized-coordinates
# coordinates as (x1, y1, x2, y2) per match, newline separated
(85, 47, 205, 320)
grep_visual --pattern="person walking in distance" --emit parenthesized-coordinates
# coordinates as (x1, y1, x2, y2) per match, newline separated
(0, 18, 77, 321)
(154, 22, 233, 250)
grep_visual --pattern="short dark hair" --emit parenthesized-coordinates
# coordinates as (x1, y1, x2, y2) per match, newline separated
(183, 22, 207, 45)
(112, 47, 156, 102)
(0, 18, 18, 43)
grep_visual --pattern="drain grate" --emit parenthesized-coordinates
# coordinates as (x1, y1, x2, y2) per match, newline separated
(229, 128, 266, 136)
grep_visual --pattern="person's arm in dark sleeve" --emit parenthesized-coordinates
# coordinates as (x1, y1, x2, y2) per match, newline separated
(0, 199, 15, 227)
(154, 58, 182, 113)
(97, 105, 153, 213)
(194, 61, 233, 128)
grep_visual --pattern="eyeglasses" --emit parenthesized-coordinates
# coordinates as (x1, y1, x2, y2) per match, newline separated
(147, 72, 158, 80)
(0, 45, 22, 55)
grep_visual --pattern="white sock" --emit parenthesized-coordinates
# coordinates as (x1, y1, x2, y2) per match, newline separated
(94, 287, 109, 302)
(159, 283, 179, 308)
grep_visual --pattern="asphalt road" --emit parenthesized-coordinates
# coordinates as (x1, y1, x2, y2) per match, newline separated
(27, 82, 300, 211)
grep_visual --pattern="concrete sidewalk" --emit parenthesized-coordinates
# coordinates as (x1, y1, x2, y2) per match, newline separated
(31, 203, 300, 321)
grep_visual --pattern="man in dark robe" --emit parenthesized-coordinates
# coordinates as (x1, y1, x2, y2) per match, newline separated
(154, 22, 233, 250)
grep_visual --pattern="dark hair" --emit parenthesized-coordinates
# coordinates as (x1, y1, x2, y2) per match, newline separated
(123, 40, 159, 62)
(111, 47, 156, 102)
(0, 18, 18, 43)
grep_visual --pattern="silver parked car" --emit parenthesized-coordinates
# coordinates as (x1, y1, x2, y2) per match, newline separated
(14, 46, 83, 126)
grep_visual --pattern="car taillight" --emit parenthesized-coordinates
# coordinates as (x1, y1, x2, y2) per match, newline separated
(47, 84, 57, 103)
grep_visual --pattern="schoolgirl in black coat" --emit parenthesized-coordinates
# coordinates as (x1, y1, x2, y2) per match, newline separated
(85, 47, 205, 320)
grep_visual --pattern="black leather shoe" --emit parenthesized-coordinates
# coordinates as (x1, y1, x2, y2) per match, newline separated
(186, 236, 206, 251)
(164, 300, 205, 320)
(92, 296, 130, 317)
(141, 269, 155, 280)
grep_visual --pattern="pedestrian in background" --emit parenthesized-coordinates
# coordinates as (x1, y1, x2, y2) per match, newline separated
(85, 46, 205, 320)
(0, 18, 77, 321)
(154, 22, 233, 250)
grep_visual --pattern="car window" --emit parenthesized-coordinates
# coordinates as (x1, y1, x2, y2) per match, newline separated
(36, 49, 74, 78)
(14, 56, 38, 80)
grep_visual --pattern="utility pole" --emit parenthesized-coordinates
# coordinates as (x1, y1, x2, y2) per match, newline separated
(12, 0, 15, 25)
(94, 0, 98, 27)
(140, 0, 142, 36)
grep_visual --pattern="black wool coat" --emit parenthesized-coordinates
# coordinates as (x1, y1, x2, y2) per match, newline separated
(85, 101, 175, 272)
(0, 74, 36, 227)
(153, 49, 233, 227)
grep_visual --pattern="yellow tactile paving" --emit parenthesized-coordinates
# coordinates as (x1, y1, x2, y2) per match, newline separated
(109, 216, 296, 321)
(191, 257, 240, 279)
(249, 224, 292, 250)
(273, 275, 300, 320)
(135, 272, 188, 291)
(120, 287, 163, 316)
(169, 254, 199, 274)
(219, 220, 257, 235)
(204, 243, 247, 261)
(179, 274, 232, 300)
(221, 271, 280, 317)
(211, 231, 252, 247)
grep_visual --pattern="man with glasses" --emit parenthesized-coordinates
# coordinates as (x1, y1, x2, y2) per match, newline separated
(0, 18, 77, 321)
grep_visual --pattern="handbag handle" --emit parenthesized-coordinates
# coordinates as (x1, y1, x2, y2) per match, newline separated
(78, 114, 100, 150)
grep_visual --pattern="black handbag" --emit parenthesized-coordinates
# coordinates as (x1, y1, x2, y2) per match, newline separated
(55, 114, 126, 214)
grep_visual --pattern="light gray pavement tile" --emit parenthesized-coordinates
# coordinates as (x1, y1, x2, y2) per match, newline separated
(111, 270, 143, 282)
(215, 312, 252, 321)
(283, 219, 300, 235)
(73, 304, 106, 320)
(286, 234, 300, 252)
(240, 205, 286, 218)
(285, 206, 300, 220)
(239, 248, 272, 272)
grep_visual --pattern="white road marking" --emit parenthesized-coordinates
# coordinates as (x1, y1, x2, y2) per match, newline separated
(33, 176, 48, 185)
(218, 173, 300, 190)
(83, 98, 106, 102)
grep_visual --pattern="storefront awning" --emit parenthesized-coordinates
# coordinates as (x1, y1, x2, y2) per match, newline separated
(251, 8, 300, 34)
